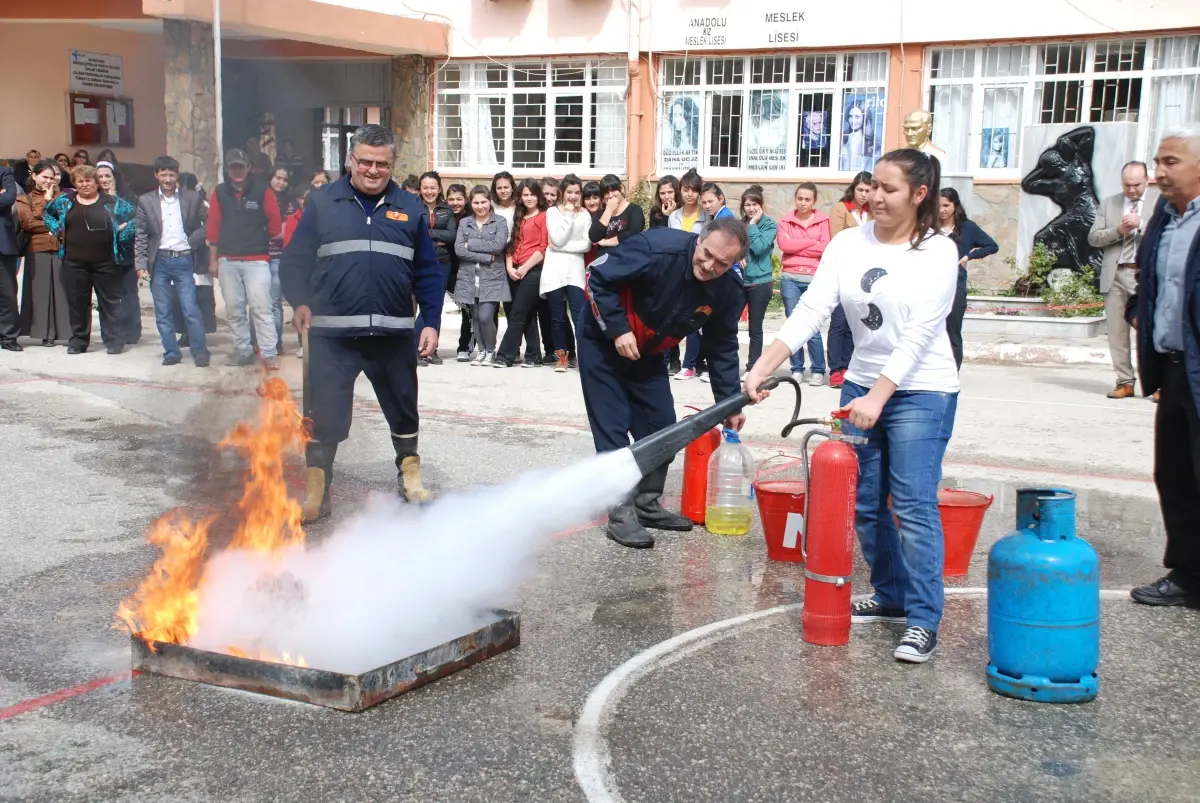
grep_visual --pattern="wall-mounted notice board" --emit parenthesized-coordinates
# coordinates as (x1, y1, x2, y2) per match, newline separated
(69, 93, 135, 148)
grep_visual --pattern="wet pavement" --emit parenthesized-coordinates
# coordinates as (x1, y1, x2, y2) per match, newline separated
(0, 335, 1195, 802)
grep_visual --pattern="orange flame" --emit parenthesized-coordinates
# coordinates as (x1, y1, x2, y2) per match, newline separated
(219, 377, 309, 554)
(116, 377, 312, 664)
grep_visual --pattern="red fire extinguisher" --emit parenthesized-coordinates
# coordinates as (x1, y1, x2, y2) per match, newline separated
(681, 407, 722, 525)
(799, 412, 866, 647)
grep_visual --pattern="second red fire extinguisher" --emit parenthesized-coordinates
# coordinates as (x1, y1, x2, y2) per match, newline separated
(681, 409, 722, 525)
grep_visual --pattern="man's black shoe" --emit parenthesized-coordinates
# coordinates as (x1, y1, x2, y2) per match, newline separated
(606, 504, 654, 549)
(162, 354, 182, 366)
(1, 341, 23, 352)
(67, 346, 85, 354)
(178, 334, 189, 348)
(1131, 576, 1200, 607)
(194, 357, 210, 368)
(107, 344, 125, 355)
(428, 353, 443, 366)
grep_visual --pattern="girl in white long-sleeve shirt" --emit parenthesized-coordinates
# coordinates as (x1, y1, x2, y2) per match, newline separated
(746, 149, 959, 665)
(542, 175, 591, 373)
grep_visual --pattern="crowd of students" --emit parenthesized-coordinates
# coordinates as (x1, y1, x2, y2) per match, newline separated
(401, 166, 996, 385)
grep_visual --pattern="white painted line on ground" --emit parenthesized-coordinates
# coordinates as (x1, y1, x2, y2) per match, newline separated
(574, 588, 1134, 802)
(573, 603, 803, 803)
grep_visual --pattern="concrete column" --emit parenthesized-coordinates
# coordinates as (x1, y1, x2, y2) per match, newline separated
(390, 55, 431, 178)
(163, 20, 219, 192)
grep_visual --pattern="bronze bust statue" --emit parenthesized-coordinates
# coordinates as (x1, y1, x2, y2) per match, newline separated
(903, 110, 947, 161)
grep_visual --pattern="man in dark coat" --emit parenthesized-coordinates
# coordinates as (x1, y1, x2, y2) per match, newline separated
(581, 219, 748, 548)
(0, 164, 22, 351)
(1126, 124, 1200, 607)
(280, 124, 444, 521)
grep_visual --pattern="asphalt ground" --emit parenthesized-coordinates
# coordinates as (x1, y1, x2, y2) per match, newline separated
(1, 312, 1192, 802)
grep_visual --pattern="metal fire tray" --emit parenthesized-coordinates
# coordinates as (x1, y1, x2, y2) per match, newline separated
(131, 610, 520, 712)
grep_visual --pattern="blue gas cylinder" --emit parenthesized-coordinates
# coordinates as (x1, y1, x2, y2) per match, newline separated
(987, 488, 1099, 703)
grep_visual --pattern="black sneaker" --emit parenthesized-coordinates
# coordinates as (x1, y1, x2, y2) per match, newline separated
(568, 355, 578, 371)
(1130, 575, 1200, 607)
(894, 626, 938, 663)
(522, 356, 539, 368)
(428, 353, 443, 366)
(851, 599, 906, 623)
(162, 354, 182, 366)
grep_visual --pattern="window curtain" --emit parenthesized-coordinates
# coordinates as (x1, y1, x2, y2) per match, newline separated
(931, 85, 972, 173)
(592, 92, 626, 171)
(981, 87, 1023, 169)
(462, 66, 500, 168)
(1150, 74, 1199, 155)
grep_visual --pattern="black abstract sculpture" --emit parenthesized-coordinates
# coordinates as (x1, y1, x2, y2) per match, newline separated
(1020, 126, 1102, 272)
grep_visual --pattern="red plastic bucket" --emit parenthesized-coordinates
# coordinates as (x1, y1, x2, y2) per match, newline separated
(754, 455, 807, 563)
(938, 489, 993, 577)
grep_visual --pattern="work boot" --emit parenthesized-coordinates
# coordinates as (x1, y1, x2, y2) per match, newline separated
(634, 464, 694, 532)
(606, 502, 655, 549)
(394, 436, 433, 504)
(301, 441, 337, 523)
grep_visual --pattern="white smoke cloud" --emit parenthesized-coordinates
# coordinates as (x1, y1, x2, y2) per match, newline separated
(187, 449, 643, 674)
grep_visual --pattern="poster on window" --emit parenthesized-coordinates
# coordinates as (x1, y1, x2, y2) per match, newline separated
(839, 91, 885, 172)
(798, 108, 831, 168)
(661, 93, 701, 172)
(747, 90, 788, 172)
(980, 127, 1012, 168)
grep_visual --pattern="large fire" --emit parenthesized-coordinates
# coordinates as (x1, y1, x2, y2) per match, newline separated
(116, 377, 310, 665)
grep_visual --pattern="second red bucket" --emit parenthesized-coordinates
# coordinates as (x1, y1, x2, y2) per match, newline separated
(939, 489, 994, 576)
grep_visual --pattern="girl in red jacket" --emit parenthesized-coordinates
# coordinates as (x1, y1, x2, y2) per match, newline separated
(775, 182, 831, 385)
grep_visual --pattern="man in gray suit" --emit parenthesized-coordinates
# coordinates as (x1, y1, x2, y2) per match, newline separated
(135, 156, 210, 367)
(1088, 161, 1160, 399)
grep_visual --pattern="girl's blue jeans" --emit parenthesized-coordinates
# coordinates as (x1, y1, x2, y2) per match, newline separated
(840, 381, 959, 631)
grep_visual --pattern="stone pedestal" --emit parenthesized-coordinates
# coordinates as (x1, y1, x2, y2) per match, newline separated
(163, 20, 219, 192)
(391, 56, 431, 178)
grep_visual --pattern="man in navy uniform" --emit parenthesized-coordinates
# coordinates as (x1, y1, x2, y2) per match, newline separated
(582, 218, 749, 548)
(280, 124, 444, 521)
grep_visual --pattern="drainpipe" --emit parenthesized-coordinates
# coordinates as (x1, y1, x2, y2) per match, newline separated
(626, 0, 641, 187)
(214, 0, 224, 178)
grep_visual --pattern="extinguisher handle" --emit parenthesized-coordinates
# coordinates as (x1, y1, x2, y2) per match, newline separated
(831, 410, 849, 420)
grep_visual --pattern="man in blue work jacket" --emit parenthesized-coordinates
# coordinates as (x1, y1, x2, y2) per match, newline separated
(582, 218, 749, 548)
(280, 124, 444, 521)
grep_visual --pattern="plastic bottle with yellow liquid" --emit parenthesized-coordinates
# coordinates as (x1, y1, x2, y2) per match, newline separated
(705, 428, 756, 536)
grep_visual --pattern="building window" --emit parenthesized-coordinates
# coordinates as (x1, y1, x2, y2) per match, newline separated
(658, 51, 888, 177)
(926, 37, 1200, 175)
(322, 106, 386, 174)
(434, 59, 627, 174)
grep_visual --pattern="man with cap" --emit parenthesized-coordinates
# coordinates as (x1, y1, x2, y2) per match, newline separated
(280, 124, 443, 520)
(582, 218, 748, 549)
(206, 148, 283, 368)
